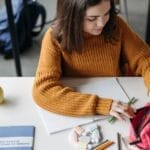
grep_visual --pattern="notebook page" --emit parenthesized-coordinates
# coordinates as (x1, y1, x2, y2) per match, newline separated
(67, 77, 129, 121)
(36, 106, 93, 134)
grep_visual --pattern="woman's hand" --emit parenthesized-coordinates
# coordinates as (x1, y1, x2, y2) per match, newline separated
(109, 100, 136, 121)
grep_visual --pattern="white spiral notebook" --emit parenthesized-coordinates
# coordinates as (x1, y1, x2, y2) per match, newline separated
(36, 78, 129, 134)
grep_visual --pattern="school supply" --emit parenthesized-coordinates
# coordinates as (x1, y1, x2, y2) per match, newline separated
(0, 86, 4, 104)
(117, 132, 122, 150)
(129, 103, 150, 150)
(0, 0, 46, 59)
(68, 125, 103, 150)
(36, 78, 129, 134)
(0, 125, 35, 150)
(94, 139, 114, 150)
(122, 136, 141, 150)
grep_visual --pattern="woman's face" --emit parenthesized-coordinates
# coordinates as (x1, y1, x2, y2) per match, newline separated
(83, 0, 111, 36)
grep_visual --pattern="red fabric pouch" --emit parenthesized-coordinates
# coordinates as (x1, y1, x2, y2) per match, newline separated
(129, 103, 150, 150)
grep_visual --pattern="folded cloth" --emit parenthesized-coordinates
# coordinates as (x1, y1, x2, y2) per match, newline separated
(129, 103, 150, 150)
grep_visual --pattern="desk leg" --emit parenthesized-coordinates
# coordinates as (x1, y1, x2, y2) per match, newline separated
(5, 0, 22, 76)
(146, 0, 150, 44)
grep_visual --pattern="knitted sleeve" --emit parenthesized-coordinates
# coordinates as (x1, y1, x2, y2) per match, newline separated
(117, 16, 150, 90)
(32, 28, 112, 117)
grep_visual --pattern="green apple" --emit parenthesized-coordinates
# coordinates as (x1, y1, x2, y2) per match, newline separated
(0, 86, 4, 104)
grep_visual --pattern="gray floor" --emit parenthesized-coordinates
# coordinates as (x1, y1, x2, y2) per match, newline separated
(0, 0, 149, 76)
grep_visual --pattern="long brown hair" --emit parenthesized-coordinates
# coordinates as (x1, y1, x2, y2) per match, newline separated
(51, 0, 118, 52)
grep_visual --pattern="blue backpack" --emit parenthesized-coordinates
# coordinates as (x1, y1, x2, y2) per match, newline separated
(0, 0, 46, 59)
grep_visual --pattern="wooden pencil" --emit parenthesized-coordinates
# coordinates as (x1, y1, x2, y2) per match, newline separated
(95, 140, 114, 150)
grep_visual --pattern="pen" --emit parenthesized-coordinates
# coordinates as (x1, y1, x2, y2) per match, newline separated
(117, 132, 122, 150)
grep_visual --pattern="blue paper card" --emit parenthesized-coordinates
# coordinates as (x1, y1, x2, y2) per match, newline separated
(0, 126, 35, 150)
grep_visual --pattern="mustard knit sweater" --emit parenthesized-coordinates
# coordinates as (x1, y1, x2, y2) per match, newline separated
(32, 16, 150, 117)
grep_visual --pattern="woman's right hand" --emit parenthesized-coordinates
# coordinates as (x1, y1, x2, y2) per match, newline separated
(109, 100, 136, 121)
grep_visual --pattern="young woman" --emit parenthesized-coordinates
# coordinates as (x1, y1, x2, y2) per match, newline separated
(32, 0, 150, 121)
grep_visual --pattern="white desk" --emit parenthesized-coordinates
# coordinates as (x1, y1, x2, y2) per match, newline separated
(118, 77, 150, 108)
(0, 77, 149, 150)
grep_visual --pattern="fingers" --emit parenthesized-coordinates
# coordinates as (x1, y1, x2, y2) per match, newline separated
(109, 100, 136, 121)
(116, 103, 135, 118)
(110, 111, 124, 121)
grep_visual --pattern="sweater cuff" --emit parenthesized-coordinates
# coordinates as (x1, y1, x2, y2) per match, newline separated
(96, 98, 113, 115)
